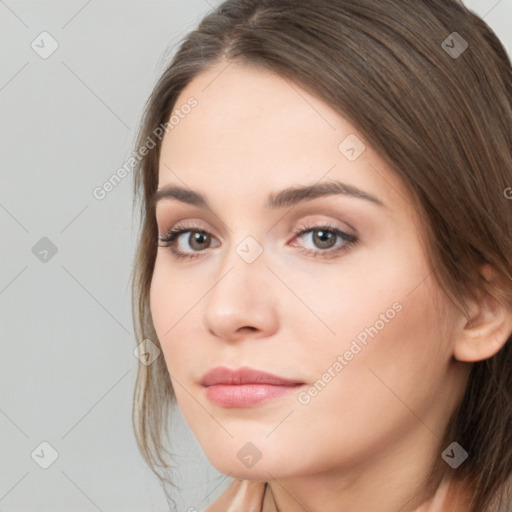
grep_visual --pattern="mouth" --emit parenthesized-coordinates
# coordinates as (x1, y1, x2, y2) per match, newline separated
(200, 366, 305, 408)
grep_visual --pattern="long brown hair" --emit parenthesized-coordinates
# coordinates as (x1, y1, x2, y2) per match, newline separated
(131, 1, 512, 510)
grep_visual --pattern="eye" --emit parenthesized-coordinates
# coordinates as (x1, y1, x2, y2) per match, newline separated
(290, 223, 357, 259)
(157, 223, 219, 260)
(157, 222, 358, 260)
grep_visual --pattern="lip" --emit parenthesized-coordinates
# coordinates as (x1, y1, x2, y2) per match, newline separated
(201, 366, 304, 408)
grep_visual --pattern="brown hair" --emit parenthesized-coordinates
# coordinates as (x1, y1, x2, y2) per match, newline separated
(131, 1, 512, 510)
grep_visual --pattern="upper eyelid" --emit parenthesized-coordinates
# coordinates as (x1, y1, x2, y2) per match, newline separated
(159, 222, 351, 239)
(155, 202, 360, 233)
(157, 219, 209, 235)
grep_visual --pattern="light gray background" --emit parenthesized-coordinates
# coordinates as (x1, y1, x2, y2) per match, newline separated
(1, 1, 511, 511)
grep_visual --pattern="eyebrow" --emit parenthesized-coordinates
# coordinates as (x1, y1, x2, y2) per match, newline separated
(152, 180, 385, 210)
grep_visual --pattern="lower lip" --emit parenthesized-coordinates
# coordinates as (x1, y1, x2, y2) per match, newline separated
(204, 383, 303, 408)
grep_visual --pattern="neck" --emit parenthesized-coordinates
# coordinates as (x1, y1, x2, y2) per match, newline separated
(265, 424, 468, 512)
(267, 475, 470, 512)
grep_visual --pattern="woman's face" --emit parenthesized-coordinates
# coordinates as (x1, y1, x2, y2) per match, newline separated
(150, 61, 470, 482)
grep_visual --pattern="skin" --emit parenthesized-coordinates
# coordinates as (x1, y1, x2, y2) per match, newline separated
(149, 61, 511, 512)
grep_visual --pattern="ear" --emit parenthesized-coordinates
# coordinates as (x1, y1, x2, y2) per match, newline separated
(453, 264, 512, 363)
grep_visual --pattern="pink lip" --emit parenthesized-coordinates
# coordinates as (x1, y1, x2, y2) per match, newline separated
(201, 366, 304, 408)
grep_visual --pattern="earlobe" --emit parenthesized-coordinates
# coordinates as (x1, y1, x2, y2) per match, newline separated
(453, 265, 512, 363)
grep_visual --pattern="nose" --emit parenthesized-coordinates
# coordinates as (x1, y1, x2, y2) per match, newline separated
(203, 246, 279, 343)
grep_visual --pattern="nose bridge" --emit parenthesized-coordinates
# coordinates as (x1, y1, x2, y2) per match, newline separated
(209, 233, 267, 307)
(215, 213, 268, 280)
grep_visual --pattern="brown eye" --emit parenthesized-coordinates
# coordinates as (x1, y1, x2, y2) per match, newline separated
(187, 231, 211, 251)
(311, 229, 337, 250)
(290, 224, 358, 259)
(158, 223, 357, 260)
(158, 226, 219, 260)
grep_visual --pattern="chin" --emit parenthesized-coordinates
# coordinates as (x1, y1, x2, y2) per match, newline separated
(203, 448, 289, 481)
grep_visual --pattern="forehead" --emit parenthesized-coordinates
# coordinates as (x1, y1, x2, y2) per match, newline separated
(157, 61, 412, 216)
(162, 63, 341, 160)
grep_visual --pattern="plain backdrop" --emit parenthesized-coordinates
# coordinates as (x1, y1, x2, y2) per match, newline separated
(1, 1, 511, 510)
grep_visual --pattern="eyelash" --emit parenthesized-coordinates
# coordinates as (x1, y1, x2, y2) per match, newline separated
(157, 222, 358, 261)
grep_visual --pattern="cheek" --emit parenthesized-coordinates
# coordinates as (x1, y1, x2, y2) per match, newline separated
(307, 271, 451, 427)
(149, 256, 210, 383)
(279, 283, 451, 471)
(150, 253, 190, 330)
(149, 257, 184, 369)
(149, 258, 168, 338)
(286, 240, 427, 357)
(298, 240, 450, 403)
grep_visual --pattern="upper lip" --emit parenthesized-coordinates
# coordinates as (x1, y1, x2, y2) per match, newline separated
(200, 366, 304, 386)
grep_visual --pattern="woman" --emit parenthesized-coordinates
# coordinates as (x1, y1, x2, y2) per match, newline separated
(131, 1, 512, 510)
